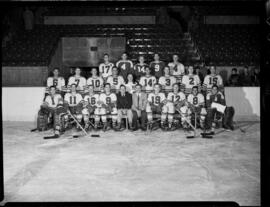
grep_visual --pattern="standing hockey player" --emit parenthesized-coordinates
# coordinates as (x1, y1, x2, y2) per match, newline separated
(82, 85, 101, 130)
(106, 66, 125, 94)
(64, 84, 84, 130)
(181, 65, 201, 95)
(203, 66, 224, 94)
(116, 52, 133, 81)
(67, 67, 87, 94)
(146, 83, 167, 130)
(99, 83, 118, 131)
(99, 53, 114, 82)
(139, 66, 157, 95)
(133, 55, 148, 81)
(45, 68, 66, 97)
(149, 53, 165, 79)
(86, 67, 104, 94)
(125, 73, 137, 94)
(158, 66, 177, 95)
(166, 83, 186, 130)
(168, 54, 185, 83)
(205, 85, 234, 134)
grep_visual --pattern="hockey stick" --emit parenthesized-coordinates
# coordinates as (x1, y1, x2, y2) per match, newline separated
(233, 121, 246, 133)
(67, 110, 88, 137)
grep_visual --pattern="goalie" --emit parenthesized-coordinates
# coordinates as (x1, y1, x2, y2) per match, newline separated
(205, 85, 235, 134)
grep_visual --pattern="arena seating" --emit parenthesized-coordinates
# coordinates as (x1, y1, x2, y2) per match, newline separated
(190, 24, 260, 66)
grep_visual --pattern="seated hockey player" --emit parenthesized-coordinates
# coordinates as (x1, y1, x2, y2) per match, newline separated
(146, 83, 167, 130)
(205, 85, 235, 134)
(64, 84, 84, 130)
(149, 53, 165, 80)
(99, 53, 114, 82)
(158, 66, 177, 95)
(86, 67, 104, 94)
(106, 66, 125, 94)
(185, 86, 207, 129)
(67, 67, 87, 94)
(168, 54, 185, 83)
(133, 55, 148, 82)
(181, 65, 201, 95)
(166, 83, 186, 130)
(82, 85, 101, 131)
(45, 68, 66, 98)
(203, 65, 224, 95)
(99, 83, 118, 131)
(41, 86, 68, 139)
(139, 66, 157, 96)
(116, 84, 134, 130)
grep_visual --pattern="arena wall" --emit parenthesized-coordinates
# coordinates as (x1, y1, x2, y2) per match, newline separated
(44, 16, 156, 25)
(205, 16, 259, 24)
(2, 87, 260, 122)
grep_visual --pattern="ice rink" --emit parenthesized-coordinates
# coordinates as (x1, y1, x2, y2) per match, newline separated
(2, 121, 260, 206)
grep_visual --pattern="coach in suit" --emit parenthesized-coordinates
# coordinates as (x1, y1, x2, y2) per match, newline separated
(132, 84, 148, 131)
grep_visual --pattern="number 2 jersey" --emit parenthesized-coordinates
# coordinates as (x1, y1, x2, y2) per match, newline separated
(148, 92, 166, 106)
(158, 75, 177, 93)
(139, 75, 157, 94)
(67, 76, 87, 92)
(149, 61, 165, 79)
(181, 74, 201, 95)
(203, 74, 223, 93)
(187, 93, 205, 108)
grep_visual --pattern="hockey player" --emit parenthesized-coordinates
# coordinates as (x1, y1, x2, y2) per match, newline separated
(203, 66, 224, 94)
(116, 52, 133, 81)
(99, 83, 118, 131)
(168, 54, 185, 83)
(82, 85, 101, 130)
(149, 53, 165, 79)
(133, 55, 148, 81)
(125, 73, 137, 94)
(45, 68, 66, 97)
(99, 53, 114, 82)
(181, 65, 201, 95)
(205, 85, 234, 134)
(64, 84, 84, 130)
(139, 66, 157, 95)
(86, 67, 104, 94)
(185, 86, 207, 129)
(106, 66, 125, 94)
(67, 67, 87, 94)
(166, 83, 186, 130)
(146, 83, 167, 130)
(158, 66, 177, 95)
(41, 86, 68, 139)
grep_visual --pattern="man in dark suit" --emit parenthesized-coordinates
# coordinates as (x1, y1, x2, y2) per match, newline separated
(132, 84, 148, 131)
(116, 84, 133, 130)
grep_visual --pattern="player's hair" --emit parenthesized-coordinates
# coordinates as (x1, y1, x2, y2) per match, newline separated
(53, 67, 59, 71)
(104, 53, 109, 57)
(164, 66, 169, 70)
(120, 84, 126, 89)
(91, 67, 98, 72)
(104, 83, 111, 88)
(75, 67, 81, 71)
(232, 68, 237, 72)
(50, 86, 56, 90)
(112, 66, 118, 71)
(135, 83, 142, 88)
(154, 83, 161, 88)
(192, 86, 199, 90)
(138, 55, 144, 59)
(71, 83, 77, 87)
(173, 54, 179, 58)
(122, 52, 128, 56)
(88, 84, 94, 88)
(154, 53, 159, 56)
(172, 83, 180, 88)
(212, 84, 219, 89)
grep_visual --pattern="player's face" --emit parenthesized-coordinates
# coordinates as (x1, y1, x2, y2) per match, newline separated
(154, 85, 160, 93)
(139, 56, 144, 63)
(105, 85, 111, 93)
(145, 67, 150, 75)
(122, 54, 127, 60)
(210, 67, 216, 75)
(136, 85, 142, 93)
(75, 68, 81, 76)
(173, 55, 178, 62)
(120, 86, 126, 94)
(232, 70, 236, 75)
(127, 74, 133, 82)
(192, 88, 198, 96)
(104, 55, 109, 62)
(164, 67, 170, 75)
(50, 87, 56, 95)
(173, 84, 179, 93)
(154, 54, 159, 61)
(112, 68, 118, 76)
(212, 87, 218, 95)
(92, 68, 97, 76)
(188, 66, 193, 74)
(53, 69, 59, 77)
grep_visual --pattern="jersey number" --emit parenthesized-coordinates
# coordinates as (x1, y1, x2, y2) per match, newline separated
(193, 97, 198, 105)
(53, 79, 58, 87)
(92, 80, 101, 88)
(70, 96, 77, 104)
(154, 64, 160, 72)
(75, 79, 80, 87)
(51, 97, 55, 105)
(172, 95, 180, 102)
(138, 66, 145, 73)
(104, 65, 111, 73)
(152, 96, 161, 104)
(165, 79, 171, 86)
(106, 97, 111, 104)
(113, 78, 118, 85)
(209, 77, 218, 85)
(189, 77, 194, 85)
(121, 63, 126, 70)
(144, 79, 153, 87)
(88, 97, 96, 105)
